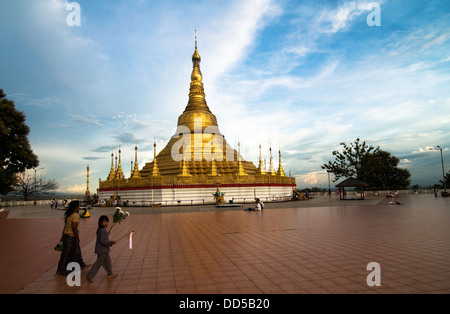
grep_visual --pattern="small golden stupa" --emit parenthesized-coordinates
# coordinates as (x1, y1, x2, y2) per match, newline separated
(98, 38, 295, 205)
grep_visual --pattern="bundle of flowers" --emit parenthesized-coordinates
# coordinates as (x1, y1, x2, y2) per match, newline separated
(109, 207, 130, 234)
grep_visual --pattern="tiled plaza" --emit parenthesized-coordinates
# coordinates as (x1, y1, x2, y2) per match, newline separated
(1, 194, 449, 294)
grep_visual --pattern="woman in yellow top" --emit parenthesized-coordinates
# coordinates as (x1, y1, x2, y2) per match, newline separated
(56, 200, 91, 276)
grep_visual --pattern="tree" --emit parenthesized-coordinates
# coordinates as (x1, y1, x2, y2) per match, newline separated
(438, 171, 450, 189)
(14, 172, 59, 201)
(0, 89, 39, 194)
(322, 138, 377, 181)
(360, 149, 411, 190)
(322, 138, 411, 190)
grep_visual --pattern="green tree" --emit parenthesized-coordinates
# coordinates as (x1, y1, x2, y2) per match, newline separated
(0, 89, 39, 195)
(322, 138, 377, 181)
(360, 149, 411, 190)
(438, 171, 450, 189)
(322, 138, 411, 190)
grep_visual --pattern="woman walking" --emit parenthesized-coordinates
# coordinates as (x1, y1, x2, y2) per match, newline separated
(56, 200, 90, 276)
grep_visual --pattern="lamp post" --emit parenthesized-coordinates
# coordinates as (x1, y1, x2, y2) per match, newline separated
(34, 167, 45, 191)
(437, 146, 447, 195)
(327, 170, 332, 197)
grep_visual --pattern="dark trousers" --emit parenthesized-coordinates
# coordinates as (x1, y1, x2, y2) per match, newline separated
(56, 234, 86, 276)
(86, 253, 113, 280)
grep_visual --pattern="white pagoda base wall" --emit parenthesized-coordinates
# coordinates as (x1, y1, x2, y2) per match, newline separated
(98, 185, 295, 206)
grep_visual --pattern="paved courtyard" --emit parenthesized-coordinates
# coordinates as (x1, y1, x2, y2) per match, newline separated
(0, 194, 449, 294)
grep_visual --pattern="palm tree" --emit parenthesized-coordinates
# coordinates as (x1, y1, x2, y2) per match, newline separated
(439, 171, 450, 189)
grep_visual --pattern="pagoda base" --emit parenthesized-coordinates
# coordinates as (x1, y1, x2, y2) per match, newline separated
(98, 183, 296, 207)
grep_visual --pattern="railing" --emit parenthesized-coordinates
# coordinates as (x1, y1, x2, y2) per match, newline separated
(231, 195, 293, 204)
(1, 199, 54, 207)
(123, 199, 206, 207)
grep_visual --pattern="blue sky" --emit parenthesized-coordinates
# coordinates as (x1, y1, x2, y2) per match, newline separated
(1, 0, 449, 193)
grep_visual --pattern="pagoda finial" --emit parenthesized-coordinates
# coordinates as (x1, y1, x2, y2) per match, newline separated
(257, 144, 266, 175)
(86, 164, 90, 197)
(268, 145, 276, 175)
(115, 146, 125, 180)
(107, 150, 116, 181)
(130, 144, 142, 179)
(195, 29, 197, 50)
(277, 149, 286, 177)
(178, 154, 192, 179)
(236, 141, 247, 178)
(192, 30, 201, 64)
(151, 139, 161, 177)
(209, 145, 220, 177)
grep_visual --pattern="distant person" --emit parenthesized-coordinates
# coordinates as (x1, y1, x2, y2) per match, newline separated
(51, 199, 55, 209)
(244, 199, 262, 211)
(55, 199, 58, 210)
(56, 200, 91, 276)
(85, 216, 117, 282)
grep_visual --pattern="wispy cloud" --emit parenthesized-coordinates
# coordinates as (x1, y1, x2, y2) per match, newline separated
(70, 115, 102, 127)
(82, 156, 104, 161)
(92, 145, 114, 153)
(315, 1, 372, 34)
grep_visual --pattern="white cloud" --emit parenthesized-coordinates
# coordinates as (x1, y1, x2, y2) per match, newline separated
(70, 115, 102, 127)
(65, 184, 86, 193)
(201, 0, 282, 83)
(317, 1, 369, 33)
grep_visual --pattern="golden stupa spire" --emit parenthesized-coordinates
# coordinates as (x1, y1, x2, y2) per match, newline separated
(177, 31, 220, 134)
(209, 146, 220, 177)
(86, 164, 90, 197)
(130, 145, 142, 179)
(191, 31, 203, 91)
(178, 146, 192, 179)
(277, 149, 286, 177)
(236, 141, 247, 177)
(151, 139, 161, 177)
(107, 150, 116, 181)
(195, 29, 198, 50)
(115, 146, 125, 180)
(257, 144, 266, 175)
(268, 145, 276, 175)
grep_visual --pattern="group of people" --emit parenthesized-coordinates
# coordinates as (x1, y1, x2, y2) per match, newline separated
(51, 199, 69, 210)
(244, 198, 264, 211)
(50, 199, 59, 210)
(56, 200, 117, 282)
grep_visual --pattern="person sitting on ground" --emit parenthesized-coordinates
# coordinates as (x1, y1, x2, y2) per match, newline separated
(244, 199, 262, 211)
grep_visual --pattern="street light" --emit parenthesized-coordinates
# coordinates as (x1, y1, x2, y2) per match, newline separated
(437, 146, 447, 195)
(34, 167, 45, 191)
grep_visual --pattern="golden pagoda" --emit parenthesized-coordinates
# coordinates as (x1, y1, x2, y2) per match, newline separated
(98, 38, 295, 205)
